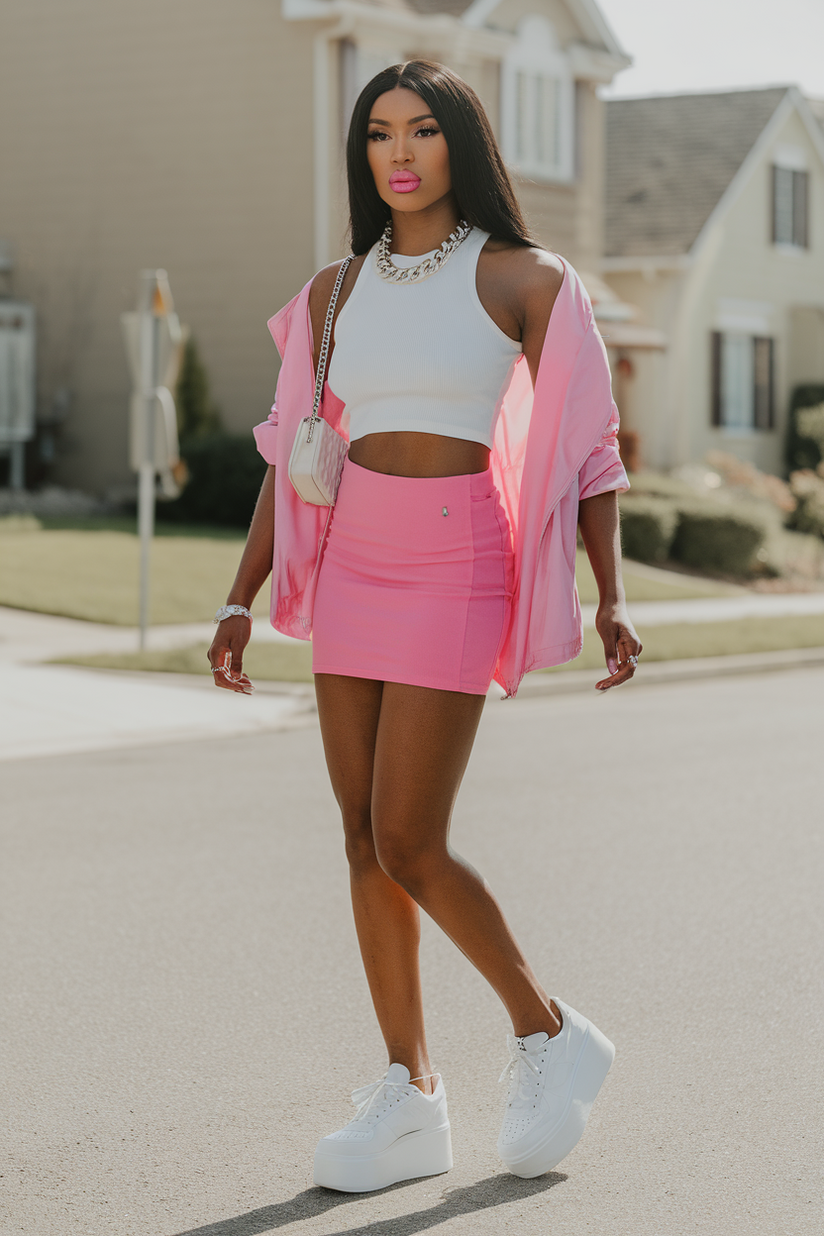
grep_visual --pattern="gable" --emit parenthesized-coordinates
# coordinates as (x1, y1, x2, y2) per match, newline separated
(606, 88, 789, 258)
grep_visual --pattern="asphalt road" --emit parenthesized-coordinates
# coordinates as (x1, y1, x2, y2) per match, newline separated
(2, 667, 822, 1236)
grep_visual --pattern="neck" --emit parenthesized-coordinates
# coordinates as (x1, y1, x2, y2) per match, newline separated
(389, 197, 462, 255)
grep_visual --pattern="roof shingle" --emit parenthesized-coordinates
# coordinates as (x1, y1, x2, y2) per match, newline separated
(606, 88, 789, 258)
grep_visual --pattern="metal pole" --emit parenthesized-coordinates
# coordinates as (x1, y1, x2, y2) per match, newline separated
(137, 273, 156, 652)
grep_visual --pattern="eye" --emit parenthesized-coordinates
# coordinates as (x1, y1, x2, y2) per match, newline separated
(415, 126, 440, 137)
(367, 130, 389, 142)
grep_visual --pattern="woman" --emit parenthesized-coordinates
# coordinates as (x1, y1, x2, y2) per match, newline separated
(208, 60, 641, 1192)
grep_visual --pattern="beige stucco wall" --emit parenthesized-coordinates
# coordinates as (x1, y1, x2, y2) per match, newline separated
(607, 106, 824, 475)
(1, 0, 616, 492)
(0, 0, 315, 492)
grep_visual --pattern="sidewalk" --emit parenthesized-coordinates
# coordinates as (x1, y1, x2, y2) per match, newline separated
(0, 608, 313, 762)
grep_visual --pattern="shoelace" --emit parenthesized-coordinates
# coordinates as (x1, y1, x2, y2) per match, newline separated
(350, 1073, 437, 1123)
(499, 1042, 544, 1104)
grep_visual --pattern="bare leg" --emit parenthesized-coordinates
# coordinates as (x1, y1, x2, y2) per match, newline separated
(315, 675, 560, 1089)
(315, 674, 434, 1091)
(371, 682, 560, 1039)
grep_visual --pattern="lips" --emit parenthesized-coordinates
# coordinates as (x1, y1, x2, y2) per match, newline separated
(389, 171, 421, 194)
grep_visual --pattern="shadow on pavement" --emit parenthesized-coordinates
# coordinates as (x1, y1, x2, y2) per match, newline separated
(171, 1171, 567, 1235)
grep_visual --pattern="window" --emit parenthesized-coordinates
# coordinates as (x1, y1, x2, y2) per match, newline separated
(502, 17, 574, 182)
(771, 158, 809, 248)
(711, 332, 775, 431)
(339, 40, 398, 136)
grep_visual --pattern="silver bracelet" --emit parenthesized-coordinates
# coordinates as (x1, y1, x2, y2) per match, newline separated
(213, 605, 253, 624)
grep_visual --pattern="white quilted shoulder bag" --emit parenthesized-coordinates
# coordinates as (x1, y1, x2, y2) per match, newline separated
(287, 255, 353, 505)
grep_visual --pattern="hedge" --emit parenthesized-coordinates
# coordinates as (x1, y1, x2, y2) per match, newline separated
(159, 433, 266, 528)
(619, 496, 679, 563)
(619, 493, 768, 575)
(670, 506, 766, 575)
(786, 384, 824, 473)
(788, 470, 824, 539)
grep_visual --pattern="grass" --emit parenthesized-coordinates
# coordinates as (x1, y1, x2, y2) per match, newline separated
(57, 614, 824, 682)
(548, 613, 824, 673)
(573, 550, 740, 603)
(58, 640, 315, 682)
(0, 520, 266, 625)
(0, 513, 738, 627)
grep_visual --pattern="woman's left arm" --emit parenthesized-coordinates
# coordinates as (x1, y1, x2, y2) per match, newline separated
(578, 490, 642, 691)
(510, 247, 642, 689)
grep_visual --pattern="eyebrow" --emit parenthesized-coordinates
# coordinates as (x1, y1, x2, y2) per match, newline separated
(367, 114, 436, 126)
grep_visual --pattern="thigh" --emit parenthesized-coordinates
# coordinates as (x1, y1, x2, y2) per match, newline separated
(314, 673, 384, 817)
(371, 682, 486, 856)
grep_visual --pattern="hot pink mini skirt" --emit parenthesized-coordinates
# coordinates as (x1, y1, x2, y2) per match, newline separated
(312, 458, 514, 694)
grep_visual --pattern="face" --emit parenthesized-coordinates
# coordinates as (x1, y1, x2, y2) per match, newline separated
(366, 87, 453, 214)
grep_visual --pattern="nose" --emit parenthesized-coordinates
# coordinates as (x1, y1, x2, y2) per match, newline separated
(390, 135, 413, 164)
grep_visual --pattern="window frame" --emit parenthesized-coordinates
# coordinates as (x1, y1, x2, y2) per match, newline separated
(710, 330, 775, 433)
(771, 163, 810, 249)
(501, 16, 575, 184)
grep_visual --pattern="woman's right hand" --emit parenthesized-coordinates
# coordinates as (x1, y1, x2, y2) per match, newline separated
(207, 615, 255, 694)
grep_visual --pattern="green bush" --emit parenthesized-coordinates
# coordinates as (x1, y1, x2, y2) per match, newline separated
(787, 469, 824, 539)
(160, 433, 266, 528)
(671, 506, 766, 575)
(619, 496, 679, 563)
(786, 384, 824, 473)
(176, 337, 223, 438)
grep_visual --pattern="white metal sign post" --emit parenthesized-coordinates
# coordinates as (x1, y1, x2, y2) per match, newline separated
(121, 271, 183, 651)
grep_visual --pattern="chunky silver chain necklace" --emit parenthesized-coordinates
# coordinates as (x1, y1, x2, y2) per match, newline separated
(374, 219, 471, 284)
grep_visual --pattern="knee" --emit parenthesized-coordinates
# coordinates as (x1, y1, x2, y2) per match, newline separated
(341, 807, 378, 874)
(373, 825, 443, 897)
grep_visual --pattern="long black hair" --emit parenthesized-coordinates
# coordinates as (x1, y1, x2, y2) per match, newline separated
(347, 60, 534, 255)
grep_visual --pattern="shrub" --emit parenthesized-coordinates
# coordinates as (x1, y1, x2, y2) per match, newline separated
(671, 506, 766, 575)
(159, 432, 266, 528)
(704, 450, 796, 513)
(786, 384, 824, 473)
(623, 470, 700, 501)
(176, 337, 223, 438)
(787, 469, 824, 539)
(619, 496, 679, 563)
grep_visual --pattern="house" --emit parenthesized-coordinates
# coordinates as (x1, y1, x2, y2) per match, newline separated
(0, 0, 629, 494)
(602, 86, 824, 476)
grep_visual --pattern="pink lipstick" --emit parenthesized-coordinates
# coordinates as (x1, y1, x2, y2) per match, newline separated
(389, 170, 421, 194)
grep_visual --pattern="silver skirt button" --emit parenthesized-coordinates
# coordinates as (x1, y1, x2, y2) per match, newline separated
(442, 506, 449, 517)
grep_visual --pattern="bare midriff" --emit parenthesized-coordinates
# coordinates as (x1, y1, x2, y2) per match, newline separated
(348, 431, 491, 478)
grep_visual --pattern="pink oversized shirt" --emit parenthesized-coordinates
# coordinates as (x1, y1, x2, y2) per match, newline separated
(254, 255, 628, 698)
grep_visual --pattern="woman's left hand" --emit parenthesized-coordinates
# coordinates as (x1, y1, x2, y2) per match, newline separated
(594, 601, 642, 691)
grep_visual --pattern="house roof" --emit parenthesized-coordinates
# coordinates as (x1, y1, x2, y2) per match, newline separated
(404, 0, 628, 56)
(605, 87, 790, 258)
(808, 96, 824, 135)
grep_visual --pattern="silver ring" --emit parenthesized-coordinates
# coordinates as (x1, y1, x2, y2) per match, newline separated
(627, 654, 639, 667)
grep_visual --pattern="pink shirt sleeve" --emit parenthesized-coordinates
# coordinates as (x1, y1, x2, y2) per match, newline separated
(253, 403, 278, 465)
(577, 403, 629, 500)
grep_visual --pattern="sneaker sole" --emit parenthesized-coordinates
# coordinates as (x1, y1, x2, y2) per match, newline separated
(500, 1021, 615, 1178)
(313, 1121, 453, 1193)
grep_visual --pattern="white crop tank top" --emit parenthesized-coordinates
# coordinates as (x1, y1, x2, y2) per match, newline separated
(327, 227, 522, 449)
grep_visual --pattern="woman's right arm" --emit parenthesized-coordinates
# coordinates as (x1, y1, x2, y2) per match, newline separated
(207, 464, 275, 693)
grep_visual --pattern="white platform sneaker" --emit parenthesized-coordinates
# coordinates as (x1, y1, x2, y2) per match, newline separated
(497, 997, 615, 1178)
(313, 1064, 453, 1193)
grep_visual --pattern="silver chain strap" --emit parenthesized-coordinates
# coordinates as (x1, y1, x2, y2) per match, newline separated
(307, 254, 353, 443)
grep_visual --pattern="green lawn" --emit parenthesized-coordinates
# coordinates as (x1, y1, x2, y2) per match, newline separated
(0, 521, 268, 625)
(58, 613, 824, 683)
(0, 515, 736, 627)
